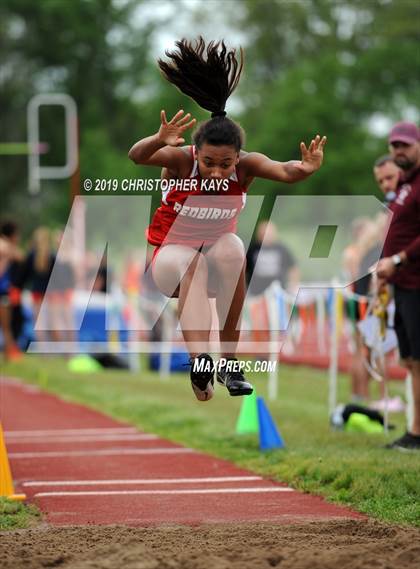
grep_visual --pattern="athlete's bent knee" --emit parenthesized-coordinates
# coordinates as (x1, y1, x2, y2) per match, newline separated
(211, 235, 245, 266)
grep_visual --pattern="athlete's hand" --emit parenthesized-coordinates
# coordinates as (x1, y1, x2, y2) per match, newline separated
(158, 110, 197, 146)
(298, 135, 327, 174)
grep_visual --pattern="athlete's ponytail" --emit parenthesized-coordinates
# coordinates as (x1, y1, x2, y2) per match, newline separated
(158, 37, 245, 151)
(158, 37, 243, 116)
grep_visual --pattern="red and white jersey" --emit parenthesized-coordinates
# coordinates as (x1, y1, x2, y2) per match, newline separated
(146, 146, 248, 248)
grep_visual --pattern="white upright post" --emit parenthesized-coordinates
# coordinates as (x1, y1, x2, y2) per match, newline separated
(405, 372, 414, 430)
(328, 283, 339, 416)
(266, 282, 281, 401)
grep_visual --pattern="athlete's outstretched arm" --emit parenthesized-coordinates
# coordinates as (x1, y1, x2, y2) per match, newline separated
(241, 135, 327, 184)
(128, 110, 196, 170)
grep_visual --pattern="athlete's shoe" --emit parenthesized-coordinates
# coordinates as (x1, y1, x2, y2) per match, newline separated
(189, 353, 214, 402)
(217, 358, 253, 397)
(385, 431, 420, 452)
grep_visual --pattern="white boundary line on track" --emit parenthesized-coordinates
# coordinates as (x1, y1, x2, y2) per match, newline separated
(7, 434, 159, 443)
(23, 476, 263, 487)
(9, 448, 194, 458)
(34, 487, 295, 497)
(4, 428, 139, 437)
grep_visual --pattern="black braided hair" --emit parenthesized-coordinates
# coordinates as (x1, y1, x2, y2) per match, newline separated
(158, 37, 245, 151)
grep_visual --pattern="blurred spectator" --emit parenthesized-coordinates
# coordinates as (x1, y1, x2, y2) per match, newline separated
(91, 253, 111, 293)
(353, 219, 385, 299)
(373, 154, 400, 205)
(48, 229, 76, 343)
(246, 220, 299, 295)
(342, 217, 371, 282)
(140, 247, 166, 342)
(0, 220, 23, 359)
(348, 156, 401, 403)
(349, 217, 387, 402)
(19, 227, 56, 342)
(122, 251, 142, 296)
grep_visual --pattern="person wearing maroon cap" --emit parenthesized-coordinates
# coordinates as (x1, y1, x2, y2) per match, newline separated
(376, 121, 420, 451)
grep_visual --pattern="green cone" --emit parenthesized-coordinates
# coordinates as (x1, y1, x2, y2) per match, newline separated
(236, 390, 259, 434)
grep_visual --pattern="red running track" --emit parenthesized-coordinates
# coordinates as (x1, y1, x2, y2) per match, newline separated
(1, 377, 364, 526)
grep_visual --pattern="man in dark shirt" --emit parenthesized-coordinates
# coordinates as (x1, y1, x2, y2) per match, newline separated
(376, 121, 420, 451)
(246, 221, 299, 296)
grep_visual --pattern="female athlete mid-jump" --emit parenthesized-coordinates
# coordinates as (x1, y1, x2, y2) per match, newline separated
(129, 37, 326, 402)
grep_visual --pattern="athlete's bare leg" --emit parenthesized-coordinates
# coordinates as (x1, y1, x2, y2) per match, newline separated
(206, 233, 246, 358)
(152, 244, 212, 356)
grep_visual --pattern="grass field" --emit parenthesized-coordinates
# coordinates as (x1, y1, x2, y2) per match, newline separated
(2, 355, 420, 529)
(0, 497, 40, 530)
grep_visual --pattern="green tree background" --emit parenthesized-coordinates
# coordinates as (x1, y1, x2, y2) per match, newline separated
(1, 0, 419, 235)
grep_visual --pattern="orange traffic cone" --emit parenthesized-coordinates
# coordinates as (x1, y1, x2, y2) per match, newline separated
(0, 422, 26, 501)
